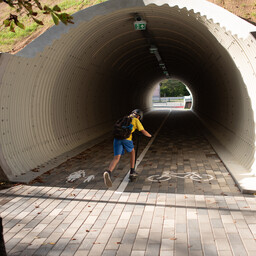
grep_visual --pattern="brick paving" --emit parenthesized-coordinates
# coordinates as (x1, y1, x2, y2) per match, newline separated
(1, 109, 256, 256)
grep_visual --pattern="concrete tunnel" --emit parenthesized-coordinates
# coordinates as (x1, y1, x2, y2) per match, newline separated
(0, 0, 256, 191)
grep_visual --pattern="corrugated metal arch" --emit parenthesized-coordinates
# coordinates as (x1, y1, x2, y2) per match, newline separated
(0, 0, 255, 185)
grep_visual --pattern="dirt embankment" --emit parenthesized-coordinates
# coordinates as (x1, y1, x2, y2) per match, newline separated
(208, 0, 256, 25)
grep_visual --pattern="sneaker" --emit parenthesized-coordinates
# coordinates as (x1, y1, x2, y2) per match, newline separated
(130, 170, 138, 177)
(103, 170, 112, 188)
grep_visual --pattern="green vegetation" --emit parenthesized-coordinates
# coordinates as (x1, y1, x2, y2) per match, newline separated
(1, 22, 38, 44)
(58, 0, 105, 11)
(1, 1, 74, 32)
(160, 79, 190, 97)
(0, 0, 107, 53)
(0, 12, 40, 51)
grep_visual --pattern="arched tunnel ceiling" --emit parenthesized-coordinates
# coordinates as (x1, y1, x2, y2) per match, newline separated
(0, 0, 256, 188)
(16, 0, 256, 100)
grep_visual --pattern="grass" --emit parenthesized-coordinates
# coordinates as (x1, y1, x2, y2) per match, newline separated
(58, 0, 107, 13)
(1, 23, 39, 39)
(57, 0, 105, 14)
(58, 0, 88, 10)
(0, 14, 40, 51)
(0, 0, 107, 53)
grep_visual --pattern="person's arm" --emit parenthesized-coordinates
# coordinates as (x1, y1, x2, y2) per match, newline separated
(141, 129, 152, 137)
(135, 118, 152, 138)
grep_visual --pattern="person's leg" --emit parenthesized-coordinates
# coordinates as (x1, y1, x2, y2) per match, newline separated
(130, 148, 135, 169)
(109, 155, 121, 172)
(129, 148, 138, 176)
(122, 140, 138, 176)
(104, 139, 123, 188)
(104, 155, 121, 188)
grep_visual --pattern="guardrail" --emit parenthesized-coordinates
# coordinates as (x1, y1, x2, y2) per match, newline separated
(152, 96, 192, 109)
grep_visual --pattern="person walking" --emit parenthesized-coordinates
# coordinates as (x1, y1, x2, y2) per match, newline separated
(103, 109, 152, 188)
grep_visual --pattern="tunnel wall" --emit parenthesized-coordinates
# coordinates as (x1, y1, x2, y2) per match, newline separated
(0, 0, 255, 182)
(0, 49, 143, 181)
(193, 18, 256, 170)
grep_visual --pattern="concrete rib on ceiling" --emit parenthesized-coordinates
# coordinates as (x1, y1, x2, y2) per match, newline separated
(0, 0, 255, 186)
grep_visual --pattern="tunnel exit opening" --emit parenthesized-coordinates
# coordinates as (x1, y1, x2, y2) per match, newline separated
(152, 79, 192, 109)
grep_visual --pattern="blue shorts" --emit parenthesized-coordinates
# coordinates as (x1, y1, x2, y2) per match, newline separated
(113, 138, 134, 156)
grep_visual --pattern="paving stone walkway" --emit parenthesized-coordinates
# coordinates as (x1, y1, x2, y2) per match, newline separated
(1, 109, 256, 256)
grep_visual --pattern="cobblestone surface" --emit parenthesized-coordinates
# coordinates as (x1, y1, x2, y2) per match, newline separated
(1, 110, 256, 256)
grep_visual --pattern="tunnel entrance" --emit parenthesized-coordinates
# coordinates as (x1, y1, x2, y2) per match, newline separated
(0, 0, 255, 192)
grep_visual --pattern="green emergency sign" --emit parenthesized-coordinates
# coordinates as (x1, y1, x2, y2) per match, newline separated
(134, 21, 147, 30)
